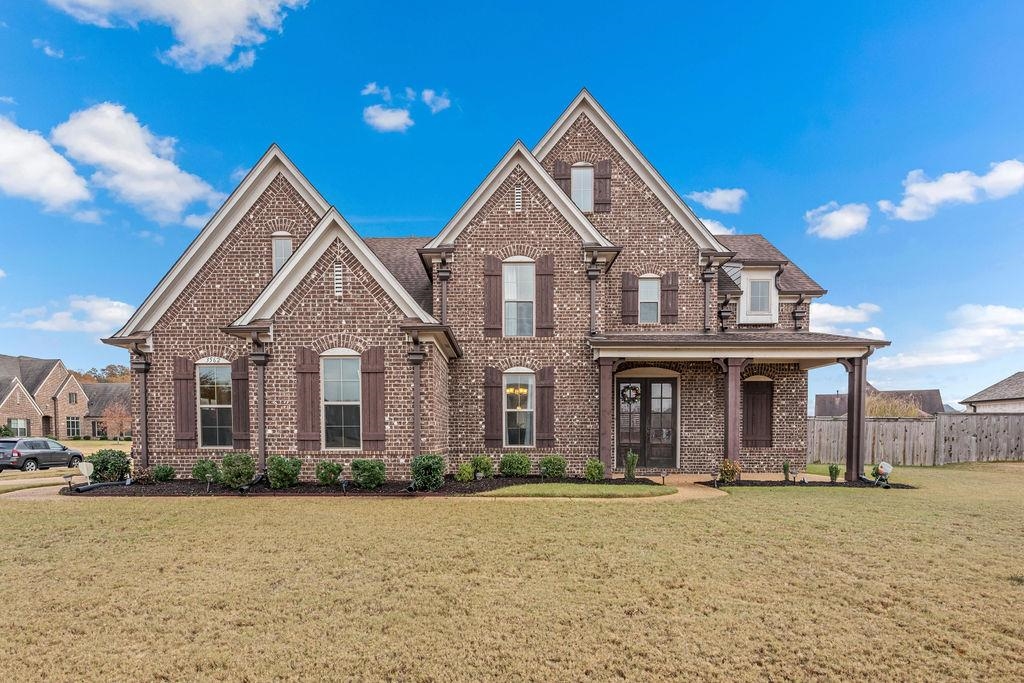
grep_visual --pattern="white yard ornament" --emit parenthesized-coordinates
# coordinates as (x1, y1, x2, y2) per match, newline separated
(78, 461, 94, 484)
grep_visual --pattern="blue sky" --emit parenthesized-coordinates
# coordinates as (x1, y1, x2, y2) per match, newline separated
(1, 1, 1023, 407)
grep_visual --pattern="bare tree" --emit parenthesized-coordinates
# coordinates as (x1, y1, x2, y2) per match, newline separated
(101, 402, 132, 441)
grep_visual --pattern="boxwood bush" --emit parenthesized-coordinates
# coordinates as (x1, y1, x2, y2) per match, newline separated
(220, 452, 256, 489)
(267, 455, 302, 489)
(411, 454, 445, 491)
(499, 452, 531, 477)
(152, 464, 175, 483)
(470, 454, 494, 478)
(351, 459, 386, 489)
(191, 458, 220, 483)
(87, 449, 131, 482)
(454, 462, 474, 483)
(315, 460, 343, 486)
(538, 455, 567, 479)
(584, 458, 605, 483)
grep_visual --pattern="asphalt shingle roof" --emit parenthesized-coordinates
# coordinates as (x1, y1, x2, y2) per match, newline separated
(961, 371, 1024, 404)
(718, 234, 826, 295)
(364, 237, 433, 312)
(82, 382, 130, 417)
(0, 354, 61, 394)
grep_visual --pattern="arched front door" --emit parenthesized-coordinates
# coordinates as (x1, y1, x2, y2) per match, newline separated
(616, 378, 676, 468)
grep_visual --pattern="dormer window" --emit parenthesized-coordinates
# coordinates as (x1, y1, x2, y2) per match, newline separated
(571, 163, 594, 212)
(748, 280, 771, 314)
(271, 232, 293, 274)
(738, 267, 779, 324)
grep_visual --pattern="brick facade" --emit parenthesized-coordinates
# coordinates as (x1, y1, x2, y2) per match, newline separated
(1, 383, 43, 436)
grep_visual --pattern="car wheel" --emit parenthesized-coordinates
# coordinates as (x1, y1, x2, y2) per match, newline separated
(69, 455, 82, 468)
(21, 459, 39, 472)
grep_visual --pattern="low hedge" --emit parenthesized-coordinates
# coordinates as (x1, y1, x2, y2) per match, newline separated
(192, 458, 221, 483)
(267, 455, 301, 489)
(584, 458, 605, 483)
(221, 452, 256, 489)
(411, 454, 445, 491)
(454, 462, 474, 483)
(152, 464, 175, 483)
(86, 449, 131, 482)
(499, 452, 531, 477)
(351, 459, 385, 489)
(470, 454, 494, 478)
(315, 460, 343, 486)
(538, 455, 567, 479)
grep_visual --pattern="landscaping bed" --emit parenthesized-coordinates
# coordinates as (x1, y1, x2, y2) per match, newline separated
(64, 475, 663, 497)
(697, 479, 915, 489)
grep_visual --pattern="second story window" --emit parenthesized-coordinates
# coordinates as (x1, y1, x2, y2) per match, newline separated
(748, 280, 771, 314)
(571, 163, 594, 212)
(503, 259, 535, 337)
(638, 277, 661, 324)
(738, 268, 779, 324)
(68, 392, 78, 405)
(272, 233, 293, 274)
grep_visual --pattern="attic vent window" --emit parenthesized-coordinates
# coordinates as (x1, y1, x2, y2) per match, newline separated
(271, 232, 293, 274)
(514, 183, 523, 212)
(333, 263, 344, 296)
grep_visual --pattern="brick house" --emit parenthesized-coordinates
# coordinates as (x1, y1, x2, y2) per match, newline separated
(104, 90, 887, 481)
(0, 354, 129, 438)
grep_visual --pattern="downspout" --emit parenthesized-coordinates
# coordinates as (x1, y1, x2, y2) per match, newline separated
(130, 346, 151, 468)
(701, 265, 715, 333)
(52, 395, 58, 438)
(407, 332, 426, 458)
(586, 259, 601, 336)
(437, 257, 451, 325)
(250, 334, 270, 473)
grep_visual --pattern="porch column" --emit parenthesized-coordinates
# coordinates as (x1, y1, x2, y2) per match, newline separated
(251, 347, 270, 471)
(598, 357, 614, 468)
(840, 355, 868, 482)
(714, 358, 750, 461)
(408, 335, 426, 458)
(130, 354, 151, 468)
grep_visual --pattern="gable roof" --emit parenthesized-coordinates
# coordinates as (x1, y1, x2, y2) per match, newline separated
(424, 141, 614, 250)
(82, 382, 130, 417)
(0, 376, 44, 416)
(108, 144, 330, 343)
(961, 371, 1024, 404)
(815, 384, 946, 416)
(233, 208, 439, 327)
(365, 237, 433, 311)
(0, 354, 63, 394)
(717, 234, 826, 295)
(532, 89, 727, 253)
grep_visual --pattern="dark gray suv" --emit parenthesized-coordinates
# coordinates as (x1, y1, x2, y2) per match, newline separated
(0, 438, 84, 472)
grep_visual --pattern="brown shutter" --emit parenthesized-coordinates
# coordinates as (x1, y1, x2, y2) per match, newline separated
(295, 348, 320, 451)
(172, 357, 196, 449)
(621, 272, 639, 324)
(554, 160, 571, 194)
(536, 366, 555, 448)
(361, 347, 386, 451)
(742, 381, 773, 448)
(484, 255, 502, 337)
(231, 356, 250, 450)
(484, 366, 502, 448)
(661, 271, 679, 323)
(535, 254, 555, 337)
(594, 159, 612, 212)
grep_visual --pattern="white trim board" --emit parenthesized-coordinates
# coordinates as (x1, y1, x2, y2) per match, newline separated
(0, 377, 45, 417)
(532, 89, 727, 253)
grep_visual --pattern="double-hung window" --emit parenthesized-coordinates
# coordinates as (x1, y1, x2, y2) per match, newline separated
(68, 392, 78, 405)
(8, 418, 27, 437)
(272, 234, 293, 274)
(749, 279, 771, 315)
(503, 370, 535, 447)
(503, 260, 535, 337)
(571, 163, 594, 212)
(323, 352, 361, 449)
(197, 363, 232, 447)
(638, 277, 660, 324)
(65, 416, 80, 438)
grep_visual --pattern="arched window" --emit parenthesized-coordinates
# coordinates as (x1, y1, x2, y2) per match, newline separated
(197, 356, 231, 448)
(271, 231, 293, 274)
(571, 162, 594, 212)
(322, 348, 361, 449)
(503, 256, 535, 337)
(503, 367, 535, 447)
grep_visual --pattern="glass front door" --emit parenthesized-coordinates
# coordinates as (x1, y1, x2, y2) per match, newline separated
(616, 378, 676, 469)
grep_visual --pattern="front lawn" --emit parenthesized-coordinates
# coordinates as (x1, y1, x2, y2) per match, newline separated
(0, 463, 1021, 680)
(479, 483, 677, 498)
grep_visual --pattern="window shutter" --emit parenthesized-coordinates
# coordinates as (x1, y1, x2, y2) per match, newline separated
(621, 272, 639, 324)
(361, 347, 386, 451)
(742, 381, 773, 448)
(536, 254, 555, 337)
(554, 160, 571, 194)
(172, 357, 196, 449)
(484, 255, 502, 337)
(594, 159, 612, 212)
(660, 271, 679, 323)
(231, 356, 251, 450)
(295, 348, 321, 451)
(536, 366, 555, 448)
(484, 367, 502, 448)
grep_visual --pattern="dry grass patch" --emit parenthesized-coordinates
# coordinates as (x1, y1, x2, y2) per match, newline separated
(0, 467, 79, 481)
(0, 463, 1022, 681)
(480, 483, 677, 498)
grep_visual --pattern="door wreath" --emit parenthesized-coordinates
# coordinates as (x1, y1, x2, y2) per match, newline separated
(619, 384, 641, 406)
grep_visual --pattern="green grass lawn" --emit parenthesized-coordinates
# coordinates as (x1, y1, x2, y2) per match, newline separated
(0, 463, 1021, 680)
(480, 483, 678, 498)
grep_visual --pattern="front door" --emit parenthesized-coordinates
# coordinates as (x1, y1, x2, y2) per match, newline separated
(616, 378, 677, 469)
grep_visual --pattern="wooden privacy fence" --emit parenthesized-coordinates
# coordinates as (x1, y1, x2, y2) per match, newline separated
(807, 414, 1024, 466)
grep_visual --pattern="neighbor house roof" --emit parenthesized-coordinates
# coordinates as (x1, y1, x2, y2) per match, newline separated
(0, 354, 62, 394)
(365, 237, 433, 311)
(961, 371, 1024, 405)
(717, 234, 826, 295)
(815, 383, 946, 417)
(82, 382, 130, 417)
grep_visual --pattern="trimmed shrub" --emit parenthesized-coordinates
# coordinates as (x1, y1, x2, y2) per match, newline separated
(538, 455, 567, 479)
(87, 449, 131, 483)
(315, 460, 343, 486)
(351, 459, 386, 489)
(152, 464, 175, 483)
(718, 458, 742, 484)
(584, 458, 605, 483)
(470, 454, 494, 478)
(221, 452, 256, 489)
(454, 462, 474, 483)
(411, 454, 445, 491)
(132, 466, 154, 485)
(624, 450, 639, 481)
(828, 463, 840, 483)
(499, 452, 531, 477)
(782, 460, 791, 482)
(267, 455, 302, 489)
(192, 458, 221, 483)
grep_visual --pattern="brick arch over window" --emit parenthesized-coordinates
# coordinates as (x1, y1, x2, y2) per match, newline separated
(741, 363, 797, 382)
(494, 357, 540, 372)
(183, 345, 243, 363)
(310, 332, 370, 355)
(493, 244, 544, 262)
(263, 216, 298, 235)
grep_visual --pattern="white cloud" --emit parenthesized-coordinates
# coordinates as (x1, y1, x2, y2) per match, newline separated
(362, 104, 414, 133)
(0, 269, 6, 279)
(183, 212, 211, 228)
(878, 159, 1024, 221)
(135, 229, 165, 245)
(32, 38, 64, 58)
(230, 165, 249, 183)
(0, 96, 15, 105)
(421, 89, 451, 114)
(811, 302, 885, 339)
(2, 295, 134, 333)
(701, 217, 735, 235)
(0, 116, 91, 211)
(686, 187, 747, 213)
(804, 201, 870, 239)
(52, 103, 224, 224)
(72, 209, 102, 223)
(361, 81, 392, 102)
(47, 0, 307, 71)
(403, 86, 416, 101)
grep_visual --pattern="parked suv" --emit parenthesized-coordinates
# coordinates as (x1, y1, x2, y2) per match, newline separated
(0, 438, 84, 472)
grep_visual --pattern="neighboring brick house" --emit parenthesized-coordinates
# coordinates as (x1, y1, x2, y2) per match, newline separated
(104, 90, 888, 481)
(0, 353, 130, 438)
(961, 372, 1024, 413)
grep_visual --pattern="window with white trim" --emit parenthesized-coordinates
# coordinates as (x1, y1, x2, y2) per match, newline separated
(503, 259, 535, 337)
(638, 277, 660, 324)
(197, 363, 232, 447)
(8, 418, 27, 437)
(68, 392, 78, 405)
(322, 351, 361, 449)
(749, 279, 771, 314)
(504, 369, 535, 447)
(571, 163, 594, 212)
(66, 416, 80, 438)
(738, 267, 779, 324)
(272, 234, 293, 274)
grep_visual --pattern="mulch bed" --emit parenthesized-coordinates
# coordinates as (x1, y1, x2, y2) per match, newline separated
(697, 479, 915, 489)
(64, 475, 660, 497)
